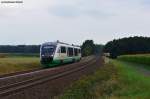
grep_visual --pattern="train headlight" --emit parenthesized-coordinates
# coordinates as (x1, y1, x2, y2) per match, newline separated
(42, 55, 45, 57)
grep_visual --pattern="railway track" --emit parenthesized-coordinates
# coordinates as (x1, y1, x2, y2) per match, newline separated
(0, 56, 98, 98)
(0, 56, 94, 86)
(0, 68, 42, 78)
(0, 56, 92, 78)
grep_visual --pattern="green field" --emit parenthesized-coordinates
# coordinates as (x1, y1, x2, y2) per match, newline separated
(60, 57, 150, 99)
(118, 54, 150, 66)
(111, 60, 150, 98)
(118, 54, 150, 70)
(0, 53, 41, 75)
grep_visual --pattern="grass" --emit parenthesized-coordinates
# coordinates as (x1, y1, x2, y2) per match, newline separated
(60, 58, 150, 99)
(59, 60, 119, 99)
(0, 53, 41, 75)
(111, 60, 150, 99)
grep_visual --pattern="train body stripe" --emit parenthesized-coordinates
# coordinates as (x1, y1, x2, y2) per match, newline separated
(43, 56, 81, 67)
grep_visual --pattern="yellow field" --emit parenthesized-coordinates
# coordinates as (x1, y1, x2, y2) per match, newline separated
(0, 57, 42, 75)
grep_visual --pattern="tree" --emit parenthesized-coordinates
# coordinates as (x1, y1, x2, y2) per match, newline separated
(81, 40, 95, 56)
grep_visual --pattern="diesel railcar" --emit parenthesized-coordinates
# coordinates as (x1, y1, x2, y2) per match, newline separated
(40, 41, 81, 67)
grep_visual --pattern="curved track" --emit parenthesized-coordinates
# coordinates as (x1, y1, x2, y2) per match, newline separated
(0, 56, 101, 99)
(0, 56, 92, 78)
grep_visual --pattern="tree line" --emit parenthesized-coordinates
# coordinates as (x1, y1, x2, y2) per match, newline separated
(0, 40, 103, 56)
(104, 36, 150, 58)
(0, 45, 40, 53)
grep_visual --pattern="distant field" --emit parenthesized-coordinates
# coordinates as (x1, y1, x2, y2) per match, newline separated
(0, 53, 41, 75)
(118, 54, 150, 69)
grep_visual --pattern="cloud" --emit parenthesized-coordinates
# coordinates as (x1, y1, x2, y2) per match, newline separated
(48, 1, 115, 18)
(0, 0, 150, 45)
(142, 0, 150, 4)
(83, 9, 115, 18)
(49, 5, 80, 17)
(49, 5, 114, 18)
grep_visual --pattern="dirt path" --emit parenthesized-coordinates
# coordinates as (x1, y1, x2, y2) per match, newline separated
(103, 56, 110, 64)
(104, 57, 150, 77)
(133, 64, 150, 76)
(120, 61, 150, 77)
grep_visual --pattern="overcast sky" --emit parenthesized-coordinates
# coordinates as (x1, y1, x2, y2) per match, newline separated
(0, 0, 150, 45)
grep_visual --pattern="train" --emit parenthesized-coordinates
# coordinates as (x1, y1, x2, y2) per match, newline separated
(40, 41, 81, 67)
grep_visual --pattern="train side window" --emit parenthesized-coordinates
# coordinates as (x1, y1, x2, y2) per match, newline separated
(61, 46, 66, 53)
(68, 47, 73, 57)
(74, 48, 78, 56)
(78, 49, 81, 53)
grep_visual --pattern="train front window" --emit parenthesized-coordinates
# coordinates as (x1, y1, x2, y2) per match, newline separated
(42, 45, 56, 54)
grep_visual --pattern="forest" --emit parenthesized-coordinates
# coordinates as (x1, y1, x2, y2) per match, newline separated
(0, 40, 103, 57)
(0, 45, 40, 53)
(104, 36, 150, 58)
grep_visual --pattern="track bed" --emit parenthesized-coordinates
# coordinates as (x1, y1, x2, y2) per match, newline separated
(0, 56, 102, 99)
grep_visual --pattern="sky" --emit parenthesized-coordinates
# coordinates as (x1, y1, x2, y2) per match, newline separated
(0, 0, 150, 45)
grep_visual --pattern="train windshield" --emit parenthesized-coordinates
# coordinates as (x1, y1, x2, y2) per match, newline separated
(41, 45, 56, 55)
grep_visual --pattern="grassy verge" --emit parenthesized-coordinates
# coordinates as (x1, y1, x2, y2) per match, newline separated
(60, 59, 150, 99)
(0, 57, 41, 75)
(60, 61, 119, 99)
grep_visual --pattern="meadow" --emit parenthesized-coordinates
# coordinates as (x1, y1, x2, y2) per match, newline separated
(0, 53, 41, 75)
(60, 57, 150, 99)
(118, 54, 150, 70)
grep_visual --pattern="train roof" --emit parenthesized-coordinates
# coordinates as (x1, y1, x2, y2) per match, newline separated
(42, 41, 81, 48)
